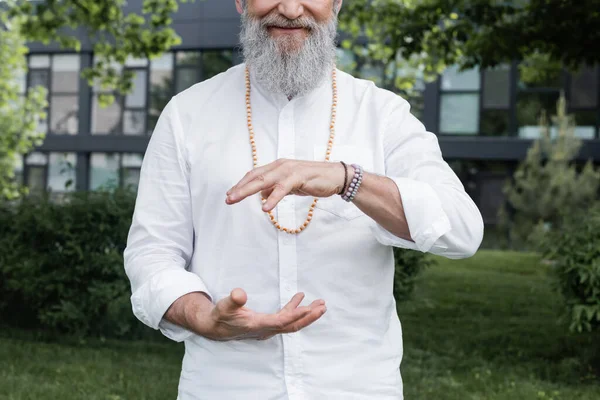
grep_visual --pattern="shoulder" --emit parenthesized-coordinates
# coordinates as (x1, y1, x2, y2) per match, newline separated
(336, 68, 411, 120)
(173, 63, 245, 112)
(169, 63, 245, 131)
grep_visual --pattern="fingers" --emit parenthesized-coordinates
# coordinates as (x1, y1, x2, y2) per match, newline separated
(217, 288, 247, 314)
(262, 183, 291, 212)
(279, 299, 327, 334)
(229, 173, 281, 204)
(282, 292, 305, 312)
(227, 160, 284, 198)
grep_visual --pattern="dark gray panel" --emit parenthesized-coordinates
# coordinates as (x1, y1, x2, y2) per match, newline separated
(36, 133, 600, 162)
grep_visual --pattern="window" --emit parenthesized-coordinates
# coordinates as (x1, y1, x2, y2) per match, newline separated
(439, 63, 600, 138)
(439, 66, 480, 135)
(28, 54, 80, 135)
(481, 65, 511, 136)
(149, 53, 174, 134)
(25, 152, 77, 193)
(90, 153, 144, 190)
(91, 49, 234, 135)
(569, 66, 599, 139)
(91, 58, 148, 135)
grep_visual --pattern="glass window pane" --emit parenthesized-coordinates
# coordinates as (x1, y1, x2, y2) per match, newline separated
(202, 50, 233, 80)
(441, 65, 480, 91)
(483, 65, 510, 109)
(149, 54, 174, 134)
(125, 70, 147, 108)
(26, 152, 48, 166)
(176, 51, 201, 66)
(123, 110, 146, 135)
(151, 54, 174, 86)
(90, 153, 120, 190)
(126, 57, 148, 67)
(123, 168, 141, 189)
(92, 96, 122, 135)
(29, 55, 50, 69)
(47, 153, 76, 192)
(517, 92, 560, 137)
(122, 153, 143, 167)
(27, 166, 46, 193)
(52, 55, 80, 93)
(478, 176, 506, 224)
(481, 110, 510, 136)
(570, 66, 598, 108)
(50, 95, 79, 135)
(176, 68, 200, 93)
(573, 110, 597, 139)
(29, 70, 49, 91)
(440, 93, 480, 134)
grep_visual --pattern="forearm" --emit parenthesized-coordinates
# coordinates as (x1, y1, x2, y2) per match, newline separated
(351, 171, 412, 242)
(164, 291, 214, 336)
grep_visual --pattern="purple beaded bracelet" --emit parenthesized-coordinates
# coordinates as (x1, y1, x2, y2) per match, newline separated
(341, 163, 363, 202)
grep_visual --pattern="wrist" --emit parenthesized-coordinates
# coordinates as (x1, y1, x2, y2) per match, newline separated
(184, 292, 216, 336)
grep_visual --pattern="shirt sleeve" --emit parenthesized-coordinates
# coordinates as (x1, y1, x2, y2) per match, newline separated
(123, 96, 212, 342)
(370, 96, 484, 259)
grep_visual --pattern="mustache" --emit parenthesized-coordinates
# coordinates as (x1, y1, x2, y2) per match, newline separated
(259, 13, 319, 31)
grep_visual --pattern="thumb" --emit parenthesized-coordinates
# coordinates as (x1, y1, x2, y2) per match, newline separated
(219, 288, 248, 312)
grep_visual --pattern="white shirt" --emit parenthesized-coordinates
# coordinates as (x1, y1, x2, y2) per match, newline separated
(124, 64, 484, 400)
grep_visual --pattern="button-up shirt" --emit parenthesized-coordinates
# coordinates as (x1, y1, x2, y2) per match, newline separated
(124, 63, 484, 400)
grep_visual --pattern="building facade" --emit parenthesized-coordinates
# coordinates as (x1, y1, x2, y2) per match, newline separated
(18, 0, 600, 225)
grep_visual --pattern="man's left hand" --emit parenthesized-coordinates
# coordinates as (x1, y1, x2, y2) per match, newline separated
(226, 159, 346, 212)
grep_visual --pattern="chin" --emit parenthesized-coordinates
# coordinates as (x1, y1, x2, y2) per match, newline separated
(273, 36, 306, 55)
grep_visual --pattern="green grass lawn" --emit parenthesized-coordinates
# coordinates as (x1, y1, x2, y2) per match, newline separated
(1, 250, 599, 399)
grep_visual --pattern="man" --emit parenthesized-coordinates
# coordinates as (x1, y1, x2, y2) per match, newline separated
(123, 0, 484, 399)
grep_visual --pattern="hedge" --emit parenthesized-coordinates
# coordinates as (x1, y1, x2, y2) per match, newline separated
(0, 189, 429, 338)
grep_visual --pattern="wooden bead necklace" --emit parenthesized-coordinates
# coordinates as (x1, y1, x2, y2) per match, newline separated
(245, 66, 338, 234)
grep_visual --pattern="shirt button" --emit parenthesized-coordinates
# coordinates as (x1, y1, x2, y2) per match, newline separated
(284, 284, 292, 292)
(283, 235, 293, 245)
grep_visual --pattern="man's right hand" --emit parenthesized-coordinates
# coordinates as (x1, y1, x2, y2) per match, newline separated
(197, 288, 327, 341)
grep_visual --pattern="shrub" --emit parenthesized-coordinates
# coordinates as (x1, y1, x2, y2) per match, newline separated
(0, 189, 152, 338)
(393, 248, 433, 302)
(540, 203, 600, 333)
(499, 94, 600, 250)
(0, 188, 429, 338)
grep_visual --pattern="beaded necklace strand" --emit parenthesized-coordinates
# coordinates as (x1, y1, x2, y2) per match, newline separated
(244, 66, 338, 234)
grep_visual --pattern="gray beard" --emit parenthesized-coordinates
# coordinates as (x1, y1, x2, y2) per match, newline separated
(239, 11, 338, 98)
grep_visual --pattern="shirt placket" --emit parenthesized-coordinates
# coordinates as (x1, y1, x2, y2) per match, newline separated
(276, 101, 304, 400)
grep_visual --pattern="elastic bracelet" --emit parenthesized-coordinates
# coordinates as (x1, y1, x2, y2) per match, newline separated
(338, 161, 349, 195)
(342, 164, 363, 202)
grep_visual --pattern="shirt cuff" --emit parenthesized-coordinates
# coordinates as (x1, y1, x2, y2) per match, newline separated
(130, 267, 212, 342)
(370, 176, 451, 252)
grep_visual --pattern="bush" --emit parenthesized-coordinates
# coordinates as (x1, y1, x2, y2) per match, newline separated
(0, 188, 429, 338)
(499, 94, 600, 250)
(393, 248, 433, 302)
(540, 203, 600, 333)
(0, 189, 152, 338)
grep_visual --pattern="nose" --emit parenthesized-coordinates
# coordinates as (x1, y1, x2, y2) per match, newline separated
(277, 0, 304, 20)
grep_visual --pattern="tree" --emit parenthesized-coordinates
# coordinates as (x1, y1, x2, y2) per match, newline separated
(499, 94, 600, 248)
(0, 14, 47, 200)
(338, 0, 600, 90)
(0, 0, 199, 199)
(7, 0, 198, 102)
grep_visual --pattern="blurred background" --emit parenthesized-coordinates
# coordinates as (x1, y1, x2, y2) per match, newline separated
(0, 0, 599, 399)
